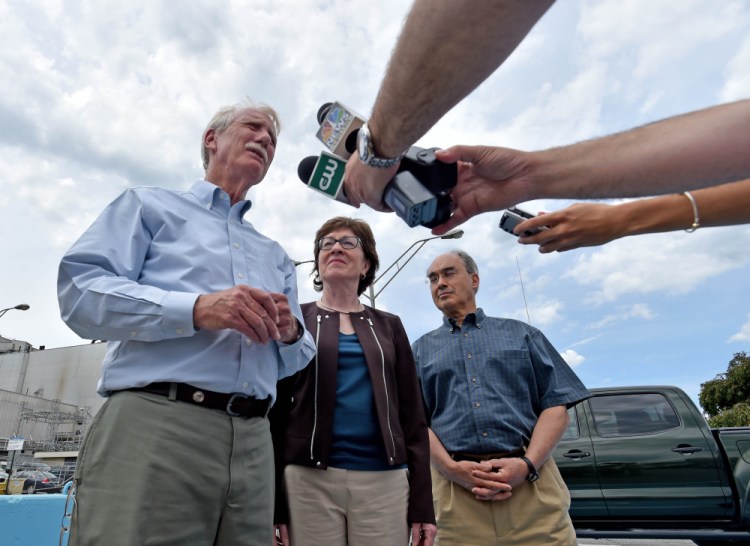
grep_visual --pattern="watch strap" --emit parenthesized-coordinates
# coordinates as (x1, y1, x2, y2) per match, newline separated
(357, 123, 405, 168)
(520, 456, 539, 483)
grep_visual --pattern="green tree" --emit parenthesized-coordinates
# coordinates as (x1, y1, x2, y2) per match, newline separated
(699, 351, 750, 427)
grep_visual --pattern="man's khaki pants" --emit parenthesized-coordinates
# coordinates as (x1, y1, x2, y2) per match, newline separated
(431, 458, 577, 545)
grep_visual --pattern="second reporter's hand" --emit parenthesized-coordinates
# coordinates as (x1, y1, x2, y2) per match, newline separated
(516, 202, 625, 253)
(193, 285, 281, 344)
(343, 154, 399, 212)
(430, 145, 534, 235)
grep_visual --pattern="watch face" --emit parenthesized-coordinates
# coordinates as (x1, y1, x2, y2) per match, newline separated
(357, 124, 372, 162)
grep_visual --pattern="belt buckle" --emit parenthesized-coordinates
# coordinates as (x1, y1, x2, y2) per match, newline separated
(226, 393, 249, 417)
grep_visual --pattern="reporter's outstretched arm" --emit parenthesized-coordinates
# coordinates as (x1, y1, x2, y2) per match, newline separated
(530, 100, 750, 201)
(516, 178, 750, 253)
(429, 100, 750, 234)
(344, 0, 555, 210)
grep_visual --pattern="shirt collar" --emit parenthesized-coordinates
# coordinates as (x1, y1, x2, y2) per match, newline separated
(442, 307, 486, 333)
(190, 180, 253, 217)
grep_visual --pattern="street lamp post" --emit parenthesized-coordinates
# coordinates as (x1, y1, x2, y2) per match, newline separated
(0, 304, 30, 319)
(363, 229, 464, 308)
(292, 230, 464, 308)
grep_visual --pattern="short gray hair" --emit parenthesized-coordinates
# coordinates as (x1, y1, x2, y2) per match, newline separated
(450, 249, 479, 276)
(201, 100, 282, 170)
(449, 249, 479, 294)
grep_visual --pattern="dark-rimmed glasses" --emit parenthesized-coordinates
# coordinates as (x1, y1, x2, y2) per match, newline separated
(426, 267, 458, 285)
(317, 236, 361, 251)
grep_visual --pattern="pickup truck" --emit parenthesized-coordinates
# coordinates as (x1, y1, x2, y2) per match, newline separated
(554, 385, 750, 545)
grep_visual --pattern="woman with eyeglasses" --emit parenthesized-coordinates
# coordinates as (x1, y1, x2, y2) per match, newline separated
(270, 217, 437, 546)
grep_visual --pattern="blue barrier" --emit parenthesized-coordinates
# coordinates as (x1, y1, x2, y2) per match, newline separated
(0, 490, 70, 546)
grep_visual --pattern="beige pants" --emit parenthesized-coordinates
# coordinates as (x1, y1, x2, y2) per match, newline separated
(284, 464, 410, 546)
(70, 390, 274, 546)
(431, 458, 577, 545)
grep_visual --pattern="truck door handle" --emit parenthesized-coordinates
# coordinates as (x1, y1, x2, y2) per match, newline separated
(562, 449, 591, 460)
(671, 444, 703, 455)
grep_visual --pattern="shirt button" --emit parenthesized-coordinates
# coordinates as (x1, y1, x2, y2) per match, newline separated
(237, 272, 245, 279)
(471, 377, 477, 383)
(243, 382, 249, 389)
(482, 432, 488, 437)
(233, 243, 240, 249)
(130, 331, 137, 337)
(245, 339, 252, 346)
(464, 333, 468, 338)
(467, 353, 472, 359)
(475, 402, 481, 408)
(176, 328, 183, 335)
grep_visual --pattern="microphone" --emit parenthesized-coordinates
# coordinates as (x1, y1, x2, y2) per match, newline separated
(315, 102, 365, 159)
(298, 146, 457, 228)
(297, 151, 353, 207)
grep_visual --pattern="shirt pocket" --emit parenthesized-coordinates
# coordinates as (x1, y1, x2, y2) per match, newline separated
(483, 349, 535, 398)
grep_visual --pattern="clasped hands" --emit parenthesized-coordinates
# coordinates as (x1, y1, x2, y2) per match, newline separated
(450, 457, 530, 501)
(193, 285, 300, 345)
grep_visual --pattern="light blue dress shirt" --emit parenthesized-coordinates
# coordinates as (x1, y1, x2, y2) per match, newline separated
(58, 180, 315, 401)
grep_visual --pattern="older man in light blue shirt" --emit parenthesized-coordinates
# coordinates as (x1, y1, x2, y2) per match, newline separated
(58, 100, 315, 546)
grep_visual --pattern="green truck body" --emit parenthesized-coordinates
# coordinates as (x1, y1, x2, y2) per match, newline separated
(554, 385, 750, 544)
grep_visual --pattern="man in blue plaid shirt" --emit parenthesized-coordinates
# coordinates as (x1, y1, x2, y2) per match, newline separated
(412, 250, 589, 545)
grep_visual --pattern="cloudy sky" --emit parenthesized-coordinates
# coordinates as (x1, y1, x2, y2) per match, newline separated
(1, 0, 748, 406)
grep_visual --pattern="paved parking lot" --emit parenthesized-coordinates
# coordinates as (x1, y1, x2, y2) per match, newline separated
(400, 535, 698, 545)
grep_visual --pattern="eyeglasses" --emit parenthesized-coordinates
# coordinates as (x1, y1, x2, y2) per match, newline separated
(426, 267, 459, 285)
(317, 236, 361, 251)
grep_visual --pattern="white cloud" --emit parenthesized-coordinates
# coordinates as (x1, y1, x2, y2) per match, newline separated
(526, 299, 564, 328)
(566, 335, 605, 349)
(728, 314, 750, 343)
(560, 349, 585, 368)
(590, 303, 656, 329)
(721, 34, 750, 101)
(566, 228, 750, 303)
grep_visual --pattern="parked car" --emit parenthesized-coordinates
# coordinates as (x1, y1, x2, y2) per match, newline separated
(9, 470, 63, 494)
(554, 385, 750, 544)
(49, 465, 76, 485)
(0, 470, 7, 494)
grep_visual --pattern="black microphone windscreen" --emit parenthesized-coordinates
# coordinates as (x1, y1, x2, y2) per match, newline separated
(298, 156, 319, 183)
(344, 129, 359, 155)
(316, 103, 333, 126)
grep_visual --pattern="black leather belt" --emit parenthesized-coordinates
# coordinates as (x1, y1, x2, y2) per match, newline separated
(450, 448, 525, 463)
(129, 382, 271, 418)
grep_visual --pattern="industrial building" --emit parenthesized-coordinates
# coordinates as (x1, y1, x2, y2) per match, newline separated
(0, 336, 105, 470)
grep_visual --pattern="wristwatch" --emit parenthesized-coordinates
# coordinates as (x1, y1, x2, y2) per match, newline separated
(356, 123, 405, 168)
(519, 456, 539, 483)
